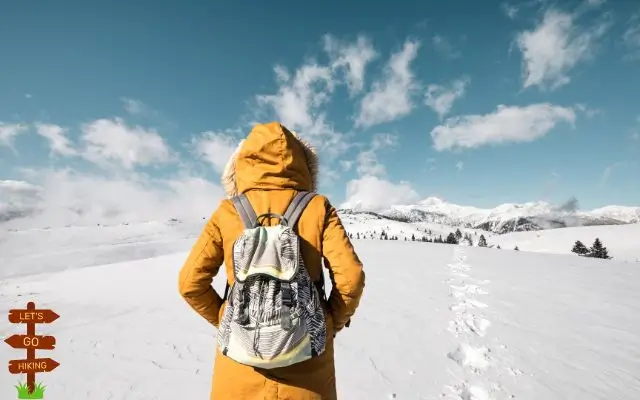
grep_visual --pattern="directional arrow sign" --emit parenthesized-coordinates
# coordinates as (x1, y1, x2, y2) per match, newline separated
(8, 358, 60, 374)
(8, 308, 59, 324)
(4, 334, 56, 350)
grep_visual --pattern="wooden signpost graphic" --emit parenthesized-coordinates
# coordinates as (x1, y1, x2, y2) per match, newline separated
(4, 302, 60, 398)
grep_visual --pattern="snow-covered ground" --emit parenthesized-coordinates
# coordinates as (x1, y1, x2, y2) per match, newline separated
(491, 223, 640, 262)
(1, 223, 640, 399)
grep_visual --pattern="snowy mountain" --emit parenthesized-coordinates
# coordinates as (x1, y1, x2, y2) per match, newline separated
(339, 197, 640, 234)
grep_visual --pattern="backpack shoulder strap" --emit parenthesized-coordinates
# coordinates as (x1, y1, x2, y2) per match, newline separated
(283, 191, 316, 228)
(230, 194, 258, 229)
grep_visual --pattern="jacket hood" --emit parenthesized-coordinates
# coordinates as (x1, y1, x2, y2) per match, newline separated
(221, 122, 319, 197)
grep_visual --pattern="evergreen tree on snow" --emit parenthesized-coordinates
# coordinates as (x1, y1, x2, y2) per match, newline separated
(455, 229, 462, 240)
(496, 244, 501, 249)
(478, 235, 488, 247)
(589, 238, 611, 259)
(571, 240, 589, 256)
(514, 245, 519, 251)
(411, 233, 416, 241)
(446, 232, 459, 244)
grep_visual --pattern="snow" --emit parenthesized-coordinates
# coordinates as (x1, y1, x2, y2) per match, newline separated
(2, 221, 640, 399)
(491, 223, 640, 262)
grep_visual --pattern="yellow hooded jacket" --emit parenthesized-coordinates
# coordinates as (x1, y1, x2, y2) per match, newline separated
(178, 122, 365, 399)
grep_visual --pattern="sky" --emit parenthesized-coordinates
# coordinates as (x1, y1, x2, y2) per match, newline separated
(0, 0, 639, 227)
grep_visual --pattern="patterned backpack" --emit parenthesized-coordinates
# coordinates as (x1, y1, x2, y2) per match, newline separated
(216, 191, 327, 369)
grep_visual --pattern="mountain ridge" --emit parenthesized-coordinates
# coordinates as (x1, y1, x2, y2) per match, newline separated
(338, 197, 640, 234)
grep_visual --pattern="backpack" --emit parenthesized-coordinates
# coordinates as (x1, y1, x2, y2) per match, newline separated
(216, 191, 327, 369)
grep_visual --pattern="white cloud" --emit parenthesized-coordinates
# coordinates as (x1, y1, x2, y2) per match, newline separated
(0, 169, 224, 229)
(341, 134, 413, 211)
(324, 34, 378, 96)
(340, 160, 354, 171)
(355, 39, 421, 128)
(191, 131, 239, 172)
(257, 63, 333, 130)
(430, 103, 576, 151)
(456, 161, 464, 171)
(121, 98, 152, 116)
(370, 132, 397, 150)
(356, 150, 385, 177)
(623, 13, 640, 59)
(341, 175, 419, 211)
(432, 35, 461, 59)
(574, 103, 602, 118)
(0, 179, 41, 195)
(25, 93, 32, 99)
(0, 179, 43, 223)
(255, 62, 349, 157)
(354, 133, 398, 177)
(501, 3, 519, 19)
(425, 76, 470, 119)
(80, 118, 173, 170)
(35, 123, 77, 157)
(516, 8, 610, 90)
(0, 122, 28, 148)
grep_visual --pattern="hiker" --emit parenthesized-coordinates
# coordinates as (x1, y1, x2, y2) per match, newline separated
(178, 122, 366, 399)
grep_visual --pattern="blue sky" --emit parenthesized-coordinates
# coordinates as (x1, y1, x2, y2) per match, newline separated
(1, 0, 639, 225)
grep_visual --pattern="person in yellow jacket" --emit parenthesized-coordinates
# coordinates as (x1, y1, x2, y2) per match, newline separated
(178, 121, 366, 399)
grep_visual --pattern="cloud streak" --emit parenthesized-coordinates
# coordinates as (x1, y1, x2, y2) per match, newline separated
(430, 103, 576, 151)
(516, 7, 611, 90)
(0, 122, 28, 149)
(324, 34, 378, 96)
(35, 123, 77, 157)
(80, 118, 174, 170)
(425, 76, 470, 119)
(355, 40, 421, 128)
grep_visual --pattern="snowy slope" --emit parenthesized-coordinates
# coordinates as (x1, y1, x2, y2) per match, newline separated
(0, 219, 204, 279)
(340, 197, 640, 234)
(2, 226, 640, 399)
(490, 223, 640, 262)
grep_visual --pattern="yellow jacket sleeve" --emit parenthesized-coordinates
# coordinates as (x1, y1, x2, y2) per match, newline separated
(322, 200, 365, 333)
(178, 206, 225, 327)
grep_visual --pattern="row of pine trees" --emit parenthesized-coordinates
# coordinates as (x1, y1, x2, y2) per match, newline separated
(571, 238, 611, 259)
(348, 228, 522, 250)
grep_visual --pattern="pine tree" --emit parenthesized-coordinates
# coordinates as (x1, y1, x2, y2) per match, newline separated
(411, 233, 416, 241)
(589, 238, 611, 259)
(514, 245, 519, 251)
(446, 232, 459, 244)
(356, 232, 360, 239)
(496, 244, 501, 249)
(455, 229, 462, 240)
(478, 234, 488, 247)
(571, 240, 589, 256)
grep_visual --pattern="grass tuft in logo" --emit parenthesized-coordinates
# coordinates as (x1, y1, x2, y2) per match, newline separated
(15, 382, 47, 399)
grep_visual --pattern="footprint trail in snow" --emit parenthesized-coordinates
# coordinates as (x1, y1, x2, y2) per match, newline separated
(441, 246, 518, 399)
